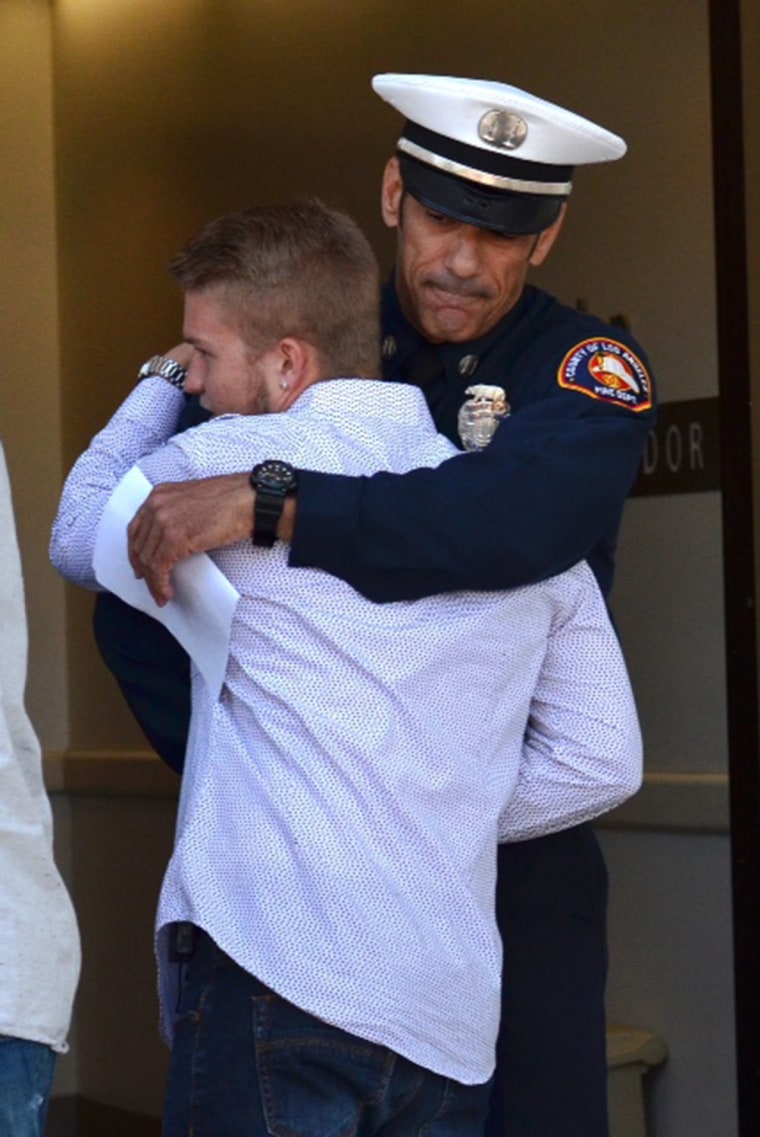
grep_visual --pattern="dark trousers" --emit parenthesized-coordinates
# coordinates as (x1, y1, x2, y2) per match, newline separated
(484, 824, 610, 1137)
(163, 928, 492, 1137)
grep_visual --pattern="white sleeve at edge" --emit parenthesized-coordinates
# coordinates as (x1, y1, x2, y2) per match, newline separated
(498, 563, 643, 842)
(49, 379, 187, 589)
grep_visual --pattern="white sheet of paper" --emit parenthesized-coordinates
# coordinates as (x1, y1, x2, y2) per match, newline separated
(93, 465, 240, 699)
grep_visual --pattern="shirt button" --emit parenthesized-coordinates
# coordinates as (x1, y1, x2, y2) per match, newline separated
(382, 335, 398, 360)
(458, 354, 479, 378)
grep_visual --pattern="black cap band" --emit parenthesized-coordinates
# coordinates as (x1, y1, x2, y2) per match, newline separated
(402, 121, 574, 192)
(398, 152, 566, 235)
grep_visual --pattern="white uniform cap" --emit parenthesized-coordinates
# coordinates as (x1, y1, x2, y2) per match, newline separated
(372, 73, 627, 234)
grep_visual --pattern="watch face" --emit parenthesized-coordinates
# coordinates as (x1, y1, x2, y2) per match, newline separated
(253, 460, 297, 493)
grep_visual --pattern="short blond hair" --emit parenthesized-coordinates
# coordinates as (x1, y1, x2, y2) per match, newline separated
(169, 200, 380, 379)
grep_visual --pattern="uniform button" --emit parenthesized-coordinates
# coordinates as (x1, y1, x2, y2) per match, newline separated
(458, 354, 479, 378)
(382, 335, 397, 360)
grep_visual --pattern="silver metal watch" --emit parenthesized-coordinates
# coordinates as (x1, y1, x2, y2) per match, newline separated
(138, 354, 187, 390)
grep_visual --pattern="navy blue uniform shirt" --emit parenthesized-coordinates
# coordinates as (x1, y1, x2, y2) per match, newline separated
(93, 280, 655, 769)
(290, 281, 656, 602)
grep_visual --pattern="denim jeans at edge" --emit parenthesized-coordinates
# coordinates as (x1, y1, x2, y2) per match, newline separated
(162, 927, 492, 1137)
(0, 1036, 56, 1137)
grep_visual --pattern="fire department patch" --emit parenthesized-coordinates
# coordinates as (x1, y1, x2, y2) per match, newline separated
(557, 338, 653, 412)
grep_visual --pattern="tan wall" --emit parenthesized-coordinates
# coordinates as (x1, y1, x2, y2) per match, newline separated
(0, 0, 68, 753)
(65, 790, 176, 1114)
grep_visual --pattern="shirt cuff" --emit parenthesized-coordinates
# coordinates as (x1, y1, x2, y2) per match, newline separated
(288, 469, 363, 578)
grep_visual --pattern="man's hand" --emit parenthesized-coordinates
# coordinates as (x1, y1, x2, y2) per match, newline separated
(128, 473, 254, 604)
(127, 473, 298, 604)
(163, 342, 195, 370)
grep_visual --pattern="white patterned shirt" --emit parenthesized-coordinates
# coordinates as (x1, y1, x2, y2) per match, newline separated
(2, 443, 80, 1052)
(50, 376, 641, 1084)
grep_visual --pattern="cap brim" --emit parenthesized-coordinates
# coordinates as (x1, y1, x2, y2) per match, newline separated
(399, 153, 566, 235)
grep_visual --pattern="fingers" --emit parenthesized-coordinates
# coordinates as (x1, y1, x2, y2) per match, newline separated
(126, 473, 254, 606)
(144, 568, 175, 607)
(128, 486, 183, 605)
(163, 342, 195, 369)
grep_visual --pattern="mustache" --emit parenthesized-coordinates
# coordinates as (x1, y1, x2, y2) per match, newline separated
(422, 272, 495, 301)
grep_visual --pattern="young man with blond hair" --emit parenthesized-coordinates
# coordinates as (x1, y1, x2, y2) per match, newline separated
(52, 199, 641, 1137)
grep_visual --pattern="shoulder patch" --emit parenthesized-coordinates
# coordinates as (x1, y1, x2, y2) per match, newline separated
(557, 338, 653, 412)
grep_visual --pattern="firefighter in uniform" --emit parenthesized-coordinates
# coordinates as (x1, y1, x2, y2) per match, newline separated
(94, 74, 656, 1137)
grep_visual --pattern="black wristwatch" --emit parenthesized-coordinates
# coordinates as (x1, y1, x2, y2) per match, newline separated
(249, 460, 298, 548)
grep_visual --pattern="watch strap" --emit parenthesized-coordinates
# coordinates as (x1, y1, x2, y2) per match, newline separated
(252, 488, 283, 548)
(249, 461, 298, 548)
(138, 354, 187, 390)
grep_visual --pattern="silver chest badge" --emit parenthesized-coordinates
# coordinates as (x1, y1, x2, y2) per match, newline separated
(458, 384, 510, 451)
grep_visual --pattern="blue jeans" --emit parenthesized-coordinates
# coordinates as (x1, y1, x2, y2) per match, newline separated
(163, 928, 492, 1137)
(0, 1036, 56, 1137)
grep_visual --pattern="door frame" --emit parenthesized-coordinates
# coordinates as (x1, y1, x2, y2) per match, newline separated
(709, 2, 760, 1132)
